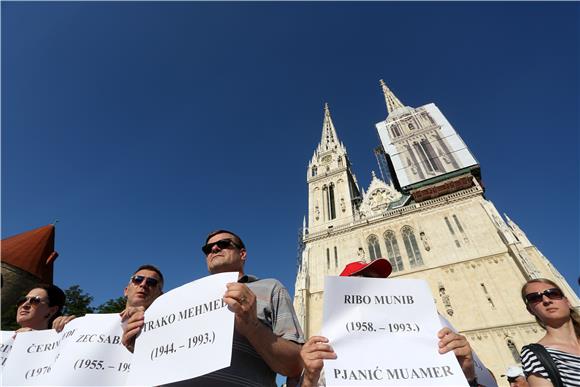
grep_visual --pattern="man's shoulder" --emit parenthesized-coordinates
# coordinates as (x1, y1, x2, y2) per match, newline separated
(246, 276, 287, 290)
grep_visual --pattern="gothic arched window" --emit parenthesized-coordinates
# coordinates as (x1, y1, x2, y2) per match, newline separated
(337, 157, 343, 168)
(326, 248, 330, 270)
(413, 142, 433, 173)
(402, 226, 423, 268)
(420, 139, 441, 171)
(390, 125, 401, 137)
(367, 235, 382, 261)
(312, 165, 317, 177)
(327, 184, 336, 220)
(384, 231, 404, 272)
(453, 215, 464, 233)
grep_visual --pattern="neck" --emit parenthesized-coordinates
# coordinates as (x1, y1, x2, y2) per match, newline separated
(544, 317, 579, 344)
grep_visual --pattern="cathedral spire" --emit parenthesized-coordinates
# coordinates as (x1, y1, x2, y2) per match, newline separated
(319, 102, 340, 152)
(380, 79, 404, 115)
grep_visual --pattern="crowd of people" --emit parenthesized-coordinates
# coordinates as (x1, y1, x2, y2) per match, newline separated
(11, 228, 580, 386)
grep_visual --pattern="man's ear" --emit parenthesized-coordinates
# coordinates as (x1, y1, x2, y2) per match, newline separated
(240, 248, 247, 264)
(46, 305, 59, 319)
(123, 286, 129, 298)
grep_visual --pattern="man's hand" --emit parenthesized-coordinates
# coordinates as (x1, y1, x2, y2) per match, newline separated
(121, 306, 145, 353)
(223, 282, 260, 336)
(300, 335, 337, 387)
(52, 315, 76, 332)
(437, 327, 475, 381)
(223, 282, 302, 377)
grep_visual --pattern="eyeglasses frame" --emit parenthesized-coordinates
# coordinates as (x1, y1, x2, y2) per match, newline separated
(524, 287, 565, 305)
(201, 238, 241, 255)
(130, 275, 160, 288)
(16, 295, 49, 308)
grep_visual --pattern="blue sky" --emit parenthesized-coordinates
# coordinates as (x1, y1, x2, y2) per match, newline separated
(2, 2, 579, 311)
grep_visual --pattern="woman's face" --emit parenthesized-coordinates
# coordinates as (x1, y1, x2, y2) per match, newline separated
(16, 288, 58, 330)
(524, 282, 571, 323)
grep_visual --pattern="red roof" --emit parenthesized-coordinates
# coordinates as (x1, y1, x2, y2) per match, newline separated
(1, 224, 58, 283)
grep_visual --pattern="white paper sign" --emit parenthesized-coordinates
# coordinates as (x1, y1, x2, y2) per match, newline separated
(2, 329, 62, 386)
(45, 313, 133, 386)
(322, 277, 468, 387)
(127, 271, 237, 386)
(1, 331, 15, 371)
(2, 315, 133, 386)
(438, 315, 498, 387)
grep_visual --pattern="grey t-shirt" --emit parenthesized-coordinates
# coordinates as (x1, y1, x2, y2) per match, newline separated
(165, 274, 305, 387)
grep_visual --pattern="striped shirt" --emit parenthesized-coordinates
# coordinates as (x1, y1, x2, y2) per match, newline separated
(521, 345, 580, 386)
(166, 274, 305, 387)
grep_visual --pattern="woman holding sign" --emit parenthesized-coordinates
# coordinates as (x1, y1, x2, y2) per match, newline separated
(15, 284, 66, 332)
(520, 278, 580, 387)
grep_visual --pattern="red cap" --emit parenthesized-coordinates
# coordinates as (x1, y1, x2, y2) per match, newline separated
(339, 258, 392, 278)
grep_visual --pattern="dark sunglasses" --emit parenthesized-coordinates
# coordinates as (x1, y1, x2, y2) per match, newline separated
(202, 239, 240, 255)
(507, 377, 518, 383)
(524, 288, 564, 304)
(16, 296, 47, 307)
(130, 275, 160, 287)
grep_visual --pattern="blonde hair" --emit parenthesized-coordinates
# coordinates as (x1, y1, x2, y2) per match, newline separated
(521, 278, 580, 338)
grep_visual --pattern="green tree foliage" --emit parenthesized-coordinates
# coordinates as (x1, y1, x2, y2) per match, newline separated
(62, 285, 94, 316)
(96, 296, 126, 313)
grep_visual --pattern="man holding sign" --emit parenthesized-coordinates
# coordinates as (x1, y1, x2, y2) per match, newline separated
(300, 259, 482, 387)
(51, 264, 165, 333)
(122, 229, 305, 386)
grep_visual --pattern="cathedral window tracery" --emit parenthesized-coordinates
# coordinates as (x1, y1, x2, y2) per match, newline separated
(421, 139, 441, 171)
(401, 226, 423, 267)
(384, 231, 404, 272)
(367, 235, 382, 261)
(413, 142, 434, 173)
(390, 124, 401, 137)
(312, 165, 317, 177)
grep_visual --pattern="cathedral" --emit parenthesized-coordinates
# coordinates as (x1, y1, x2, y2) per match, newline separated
(293, 81, 579, 381)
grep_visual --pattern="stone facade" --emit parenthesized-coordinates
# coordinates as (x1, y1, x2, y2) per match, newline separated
(293, 88, 579, 384)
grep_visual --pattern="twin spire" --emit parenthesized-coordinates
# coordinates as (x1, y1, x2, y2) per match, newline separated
(319, 102, 340, 151)
(317, 80, 403, 150)
(380, 79, 405, 115)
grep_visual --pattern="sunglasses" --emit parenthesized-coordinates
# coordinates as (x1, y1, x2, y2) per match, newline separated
(130, 275, 160, 287)
(16, 296, 48, 307)
(524, 288, 564, 305)
(201, 239, 240, 255)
